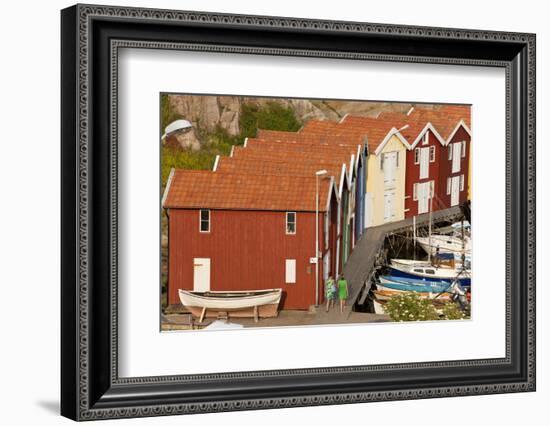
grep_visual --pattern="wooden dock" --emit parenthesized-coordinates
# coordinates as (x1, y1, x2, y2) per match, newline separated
(341, 206, 464, 317)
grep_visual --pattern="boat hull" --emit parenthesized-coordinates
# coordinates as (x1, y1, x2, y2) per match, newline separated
(373, 288, 453, 302)
(388, 267, 471, 288)
(178, 289, 282, 319)
(185, 303, 280, 319)
(379, 276, 456, 293)
(416, 235, 471, 259)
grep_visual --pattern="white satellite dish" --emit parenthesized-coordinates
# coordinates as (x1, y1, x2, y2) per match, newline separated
(161, 119, 192, 140)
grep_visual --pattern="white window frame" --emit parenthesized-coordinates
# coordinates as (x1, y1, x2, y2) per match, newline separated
(452, 142, 462, 173)
(199, 209, 210, 233)
(448, 146, 452, 161)
(446, 177, 451, 195)
(422, 132, 429, 146)
(285, 259, 296, 284)
(461, 141, 466, 158)
(429, 145, 436, 162)
(286, 211, 297, 235)
(413, 183, 418, 201)
(460, 174, 465, 191)
(414, 148, 420, 165)
(382, 151, 398, 185)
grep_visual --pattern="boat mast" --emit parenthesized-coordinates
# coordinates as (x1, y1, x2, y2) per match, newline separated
(428, 184, 433, 264)
(413, 215, 416, 261)
(461, 214, 465, 267)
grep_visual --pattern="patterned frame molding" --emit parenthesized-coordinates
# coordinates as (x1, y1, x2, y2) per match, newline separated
(61, 3, 536, 421)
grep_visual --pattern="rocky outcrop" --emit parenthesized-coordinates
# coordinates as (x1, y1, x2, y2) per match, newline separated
(165, 94, 431, 150)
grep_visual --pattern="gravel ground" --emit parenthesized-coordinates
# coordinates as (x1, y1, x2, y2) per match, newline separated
(161, 309, 390, 331)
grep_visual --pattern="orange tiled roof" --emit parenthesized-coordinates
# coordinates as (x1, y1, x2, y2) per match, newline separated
(216, 155, 348, 190)
(375, 111, 439, 145)
(337, 116, 407, 152)
(235, 145, 357, 176)
(300, 120, 339, 133)
(235, 144, 354, 167)
(405, 105, 471, 141)
(259, 126, 369, 147)
(245, 137, 361, 157)
(424, 105, 471, 140)
(163, 169, 333, 212)
(375, 105, 471, 144)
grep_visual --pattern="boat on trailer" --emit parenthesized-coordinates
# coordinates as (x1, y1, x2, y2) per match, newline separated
(178, 288, 282, 323)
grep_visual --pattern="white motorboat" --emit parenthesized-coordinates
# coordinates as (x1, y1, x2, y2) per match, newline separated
(388, 259, 471, 288)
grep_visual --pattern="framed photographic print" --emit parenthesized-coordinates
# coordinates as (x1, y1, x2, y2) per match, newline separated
(61, 3, 536, 421)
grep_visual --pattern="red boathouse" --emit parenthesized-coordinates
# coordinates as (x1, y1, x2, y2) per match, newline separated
(163, 169, 338, 310)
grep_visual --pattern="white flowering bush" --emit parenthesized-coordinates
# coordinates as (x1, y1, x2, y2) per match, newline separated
(441, 302, 469, 320)
(384, 293, 439, 322)
(384, 293, 469, 321)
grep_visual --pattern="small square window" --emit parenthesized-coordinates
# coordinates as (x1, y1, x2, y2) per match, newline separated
(199, 209, 210, 233)
(286, 212, 296, 234)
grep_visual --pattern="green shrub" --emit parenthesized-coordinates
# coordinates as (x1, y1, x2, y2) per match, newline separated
(240, 101, 301, 139)
(441, 302, 469, 320)
(384, 292, 470, 322)
(384, 292, 439, 322)
(161, 147, 219, 187)
(160, 100, 303, 187)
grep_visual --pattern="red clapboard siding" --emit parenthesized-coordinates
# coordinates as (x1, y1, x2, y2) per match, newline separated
(437, 126, 471, 209)
(167, 208, 322, 310)
(404, 129, 442, 217)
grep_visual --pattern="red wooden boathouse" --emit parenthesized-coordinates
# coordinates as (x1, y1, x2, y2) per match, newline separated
(425, 106, 472, 209)
(163, 169, 337, 310)
(378, 105, 471, 215)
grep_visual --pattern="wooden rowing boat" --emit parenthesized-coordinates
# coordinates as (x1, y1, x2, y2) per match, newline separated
(373, 287, 454, 301)
(178, 288, 282, 322)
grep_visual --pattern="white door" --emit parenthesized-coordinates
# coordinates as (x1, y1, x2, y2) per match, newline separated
(364, 192, 373, 228)
(285, 259, 296, 284)
(417, 182, 430, 214)
(452, 142, 462, 173)
(193, 258, 210, 292)
(419, 147, 430, 179)
(383, 152, 397, 186)
(383, 191, 395, 222)
(451, 176, 460, 206)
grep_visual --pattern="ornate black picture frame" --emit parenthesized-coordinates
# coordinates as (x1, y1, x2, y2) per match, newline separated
(61, 4, 536, 421)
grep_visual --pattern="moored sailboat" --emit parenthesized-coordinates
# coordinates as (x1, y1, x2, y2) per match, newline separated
(416, 234, 471, 258)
